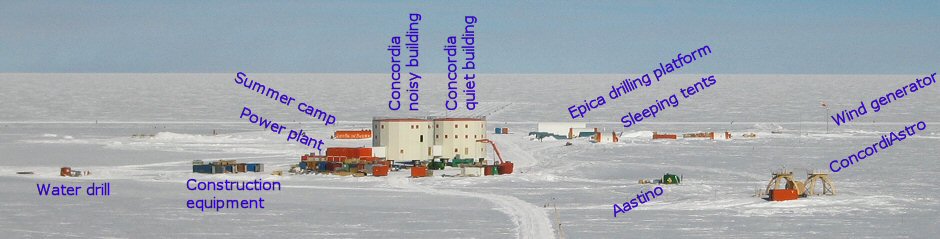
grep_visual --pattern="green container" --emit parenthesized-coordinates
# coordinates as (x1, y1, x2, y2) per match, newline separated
(662, 173, 681, 184)
(450, 159, 473, 167)
(429, 161, 445, 170)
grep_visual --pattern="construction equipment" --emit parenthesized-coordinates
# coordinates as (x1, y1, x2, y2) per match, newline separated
(428, 158, 446, 170)
(476, 139, 513, 175)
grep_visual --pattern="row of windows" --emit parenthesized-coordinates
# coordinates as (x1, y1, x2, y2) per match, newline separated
(397, 147, 485, 156)
(435, 123, 485, 129)
(375, 124, 432, 129)
(436, 134, 483, 139)
(375, 124, 484, 130)
(375, 124, 483, 129)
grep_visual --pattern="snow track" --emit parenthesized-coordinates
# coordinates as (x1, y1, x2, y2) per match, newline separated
(386, 177, 555, 239)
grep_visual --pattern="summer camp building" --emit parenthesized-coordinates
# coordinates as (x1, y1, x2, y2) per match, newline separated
(372, 117, 486, 161)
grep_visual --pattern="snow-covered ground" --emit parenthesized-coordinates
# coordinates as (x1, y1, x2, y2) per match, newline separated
(1, 74, 938, 238)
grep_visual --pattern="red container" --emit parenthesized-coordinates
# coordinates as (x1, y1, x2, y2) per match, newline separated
(373, 165, 390, 176)
(383, 160, 393, 167)
(301, 155, 309, 161)
(770, 189, 799, 201)
(484, 165, 496, 176)
(502, 128, 509, 134)
(60, 167, 71, 177)
(652, 132, 678, 140)
(411, 166, 428, 177)
(326, 147, 373, 159)
(334, 130, 372, 139)
(498, 162, 514, 175)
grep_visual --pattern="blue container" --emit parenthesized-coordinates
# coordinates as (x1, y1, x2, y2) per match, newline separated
(246, 163, 263, 172)
(193, 165, 209, 173)
(495, 128, 503, 134)
(299, 162, 307, 170)
(193, 165, 222, 174)
(317, 161, 328, 171)
(225, 165, 235, 173)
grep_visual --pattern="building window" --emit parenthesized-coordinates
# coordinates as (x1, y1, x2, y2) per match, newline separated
(400, 149, 404, 154)
(381, 125, 384, 129)
(436, 135, 439, 139)
(454, 148, 458, 153)
(428, 147, 432, 156)
(465, 124, 468, 128)
(436, 124, 439, 128)
(474, 135, 477, 139)
(454, 124, 458, 128)
(454, 135, 458, 139)
(420, 135, 424, 142)
(427, 125, 430, 129)
(464, 147, 469, 154)
(445, 135, 448, 139)
(465, 135, 468, 139)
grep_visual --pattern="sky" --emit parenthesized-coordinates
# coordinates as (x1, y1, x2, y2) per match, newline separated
(1, 1, 938, 74)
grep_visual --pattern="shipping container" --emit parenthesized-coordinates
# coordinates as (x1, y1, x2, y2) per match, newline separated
(652, 132, 678, 140)
(495, 128, 502, 134)
(502, 128, 509, 134)
(236, 164, 247, 173)
(60, 167, 71, 177)
(246, 163, 263, 172)
(411, 166, 428, 177)
(770, 189, 799, 201)
(326, 147, 373, 159)
(682, 132, 715, 139)
(373, 165, 390, 176)
(193, 165, 221, 174)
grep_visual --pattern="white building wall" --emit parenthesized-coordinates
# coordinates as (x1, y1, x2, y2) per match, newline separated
(433, 119, 486, 160)
(372, 119, 433, 161)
